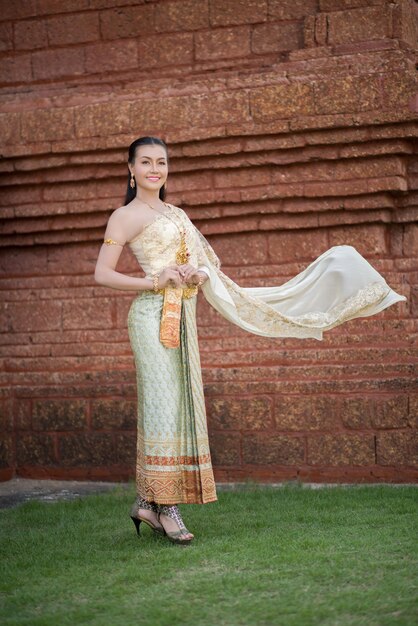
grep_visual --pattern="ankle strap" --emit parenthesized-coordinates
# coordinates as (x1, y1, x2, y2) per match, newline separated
(158, 504, 187, 531)
(134, 496, 158, 513)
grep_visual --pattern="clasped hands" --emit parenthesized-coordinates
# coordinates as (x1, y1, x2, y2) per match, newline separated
(156, 264, 205, 289)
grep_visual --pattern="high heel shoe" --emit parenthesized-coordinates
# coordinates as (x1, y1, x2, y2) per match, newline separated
(157, 504, 194, 545)
(130, 496, 166, 537)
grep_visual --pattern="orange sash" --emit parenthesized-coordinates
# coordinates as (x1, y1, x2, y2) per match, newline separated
(159, 287, 183, 349)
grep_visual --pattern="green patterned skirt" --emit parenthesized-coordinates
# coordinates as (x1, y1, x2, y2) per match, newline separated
(127, 291, 217, 505)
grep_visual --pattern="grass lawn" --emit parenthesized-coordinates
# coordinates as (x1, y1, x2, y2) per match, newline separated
(0, 482, 417, 626)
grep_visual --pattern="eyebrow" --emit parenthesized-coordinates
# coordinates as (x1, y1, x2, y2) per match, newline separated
(140, 155, 166, 159)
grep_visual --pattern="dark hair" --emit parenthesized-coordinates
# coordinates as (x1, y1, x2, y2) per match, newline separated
(124, 136, 169, 205)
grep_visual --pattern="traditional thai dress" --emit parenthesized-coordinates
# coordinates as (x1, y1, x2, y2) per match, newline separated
(126, 203, 406, 505)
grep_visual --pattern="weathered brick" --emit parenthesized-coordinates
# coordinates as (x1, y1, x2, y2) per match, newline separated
(47, 12, 100, 45)
(373, 396, 410, 429)
(1, 0, 37, 20)
(156, 0, 209, 32)
(270, 0, 318, 20)
(242, 433, 305, 464)
(314, 75, 380, 115)
(165, 171, 212, 193)
(303, 14, 317, 47)
(138, 32, 193, 68)
(16, 433, 56, 465)
(209, 431, 241, 465)
(37, 0, 89, 13)
(1, 301, 62, 333)
(75, 101, 131, 138)
(213, 167, 270, 189)
(341, 396, 374, 429)
(209, 0, 267, 26)
(113, 433, 136, 464)
(33, 399, 87, 431)
(0, 0, 415, 489)
(341, 395, 410, 430)
(319, 0, 386, 10)
(207, 396, 273, 430)
(208, 232, 268, 265)
(21, 107, 74, 143)
(32, 47, 85, 80)
(0, 435, 14, 468)
(62, 299, 114, 331)
(116, 297, 134, 329)
(382, 71, 417, 111)
(250, 83, 314, 121)
(251, 22, 302, 54)
(267, 229, 329, 263)
(100, 5, 155, 39)
(376, 432, 418, 467)
(59, 433, 115, 466)
(274, 396, 337, 431)
(0, 54, 32, 83)
(0, 22, 13, 51)
(0, 112, 20, 145)
(328, 224, 388, 256)
(85, 40, 138, 73)
(130, 90, 249, 130)
(0, 399, 13, 432)
(195, 26, 251, 61)
(308, 434, 375, 465)
(91, 399, 136, 429)
(14, 399, 32, 430)
(327, 6, 391, 45)
(14, 18, 48, 50)
(392, 0, 418, 48)
(0, 247, 47, 275)
(408, 396, 418, 429)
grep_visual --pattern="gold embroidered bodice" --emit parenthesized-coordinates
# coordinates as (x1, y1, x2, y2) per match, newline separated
(128, 204, 203, 279)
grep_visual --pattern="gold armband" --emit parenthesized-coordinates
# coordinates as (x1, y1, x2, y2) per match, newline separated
(104, 238, 123, 246)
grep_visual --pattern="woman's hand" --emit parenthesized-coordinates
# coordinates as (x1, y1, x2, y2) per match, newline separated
(177, 263, 204, 285)
(157, 266, 184, 288)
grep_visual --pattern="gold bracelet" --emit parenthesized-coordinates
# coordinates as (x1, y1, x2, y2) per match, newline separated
(152, 272, 160, 293)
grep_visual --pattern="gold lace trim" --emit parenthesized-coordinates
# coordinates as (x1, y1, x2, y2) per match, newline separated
(219, 270, 390, 339)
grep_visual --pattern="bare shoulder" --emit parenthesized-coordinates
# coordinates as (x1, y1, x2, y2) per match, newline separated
(103, 205, 136, 243)
(107, 205, 131, 224)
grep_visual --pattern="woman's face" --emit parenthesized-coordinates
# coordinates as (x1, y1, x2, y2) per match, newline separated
(129, 144, 168, 194)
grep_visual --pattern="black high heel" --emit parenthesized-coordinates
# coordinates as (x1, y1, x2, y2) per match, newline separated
(130, 496, 165, 537)
(130, 516, 142, 536)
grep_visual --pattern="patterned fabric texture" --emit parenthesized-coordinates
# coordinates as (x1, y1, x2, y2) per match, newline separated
(128, 290, 217, 505)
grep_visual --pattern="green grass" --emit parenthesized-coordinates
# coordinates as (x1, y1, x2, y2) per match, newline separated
(0, 483, 417, 626)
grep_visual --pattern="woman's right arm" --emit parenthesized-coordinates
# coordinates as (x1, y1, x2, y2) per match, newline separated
(94, 209, 183, 291)
(94, 208, 154, 291)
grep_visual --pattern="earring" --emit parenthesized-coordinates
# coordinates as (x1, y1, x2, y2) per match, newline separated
(130, 174, 135, 189)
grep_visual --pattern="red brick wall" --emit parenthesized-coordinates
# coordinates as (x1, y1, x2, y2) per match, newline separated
(0, 0, 417, 483)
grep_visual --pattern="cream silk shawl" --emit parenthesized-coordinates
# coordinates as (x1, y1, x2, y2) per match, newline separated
(185, 217, 406, 341)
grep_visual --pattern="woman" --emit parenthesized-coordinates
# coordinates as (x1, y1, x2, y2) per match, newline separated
(95, 136, 406, 546)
